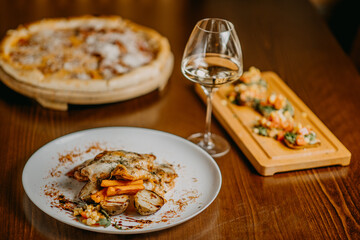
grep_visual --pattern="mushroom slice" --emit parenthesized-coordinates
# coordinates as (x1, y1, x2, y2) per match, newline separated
(134, 190, 165, 216)
(100, 195, 130, 216)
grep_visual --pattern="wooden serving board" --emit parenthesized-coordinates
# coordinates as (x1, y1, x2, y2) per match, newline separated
(0, 54, 173, 111)
(195, 71, 351, 176)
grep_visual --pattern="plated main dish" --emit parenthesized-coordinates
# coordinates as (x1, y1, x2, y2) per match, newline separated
(66, 150, 177, 227)
(22, 127, 223, 233)
(226, 67, 320, 149)
(22, 128, 223, 233)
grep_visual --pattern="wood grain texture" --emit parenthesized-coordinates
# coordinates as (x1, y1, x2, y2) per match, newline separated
(0, 0, 359, 239)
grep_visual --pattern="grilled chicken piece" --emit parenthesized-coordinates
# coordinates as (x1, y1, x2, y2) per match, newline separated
(100, 195, 130, 216)
(134, 190, 164, 216)
(78, 181, 100, 202)
(67, 159, 93, 182)
(72, 150, 156, 182)
(143, 163, 178, 196)
(153, 163, 178, 184)
(110, 151, 156, 180)
(112, 164, 153, 181)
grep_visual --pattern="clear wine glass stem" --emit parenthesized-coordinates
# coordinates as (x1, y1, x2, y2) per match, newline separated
(203, 86, 214, 149)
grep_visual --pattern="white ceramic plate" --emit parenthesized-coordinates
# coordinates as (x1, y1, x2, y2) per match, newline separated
(22, 127, 222, 234)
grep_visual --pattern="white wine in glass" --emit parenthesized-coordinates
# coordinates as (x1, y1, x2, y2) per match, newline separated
(181, 18, 243, 157)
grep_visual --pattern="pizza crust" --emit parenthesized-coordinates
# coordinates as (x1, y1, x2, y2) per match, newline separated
(0, 15, 172, 93)
(0, 52, 173, 110)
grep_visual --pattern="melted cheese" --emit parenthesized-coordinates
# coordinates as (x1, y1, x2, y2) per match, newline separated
(9, 24, 155, 80)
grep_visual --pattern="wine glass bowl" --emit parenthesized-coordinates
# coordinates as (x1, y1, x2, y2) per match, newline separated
(181, 18, 243, 157)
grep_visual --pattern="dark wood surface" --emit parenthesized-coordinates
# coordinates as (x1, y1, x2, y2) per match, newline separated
(1, 0, 359, 239)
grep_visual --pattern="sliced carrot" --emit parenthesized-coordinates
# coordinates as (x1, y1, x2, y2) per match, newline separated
(100, 179, 143, 187)
(80, 211, 88, 219)
(271, 122, 279, 129)
(281, 120, 294, 132)
(91, 188, 107, 203)
(269, 112, 279, 123)
(106, 184, 145, 196)
(277, 131, 286, 141)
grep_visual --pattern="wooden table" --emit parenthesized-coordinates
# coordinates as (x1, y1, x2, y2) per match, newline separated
(1, 0, 359, 239)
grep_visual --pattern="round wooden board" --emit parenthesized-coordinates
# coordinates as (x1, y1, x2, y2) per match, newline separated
(0, 53, 173, 110)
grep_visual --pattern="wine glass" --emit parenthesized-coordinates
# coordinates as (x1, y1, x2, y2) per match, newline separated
(181, 18, 243, 157)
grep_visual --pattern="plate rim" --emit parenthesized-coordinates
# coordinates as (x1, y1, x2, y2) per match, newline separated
(22, 126, 222, 234)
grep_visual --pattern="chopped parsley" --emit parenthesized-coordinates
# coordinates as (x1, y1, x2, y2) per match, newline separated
(304, 132, 317, 144)
(257, 105, 276, 116)
(98, 217, 111, 228)
(98, 209, 111, 227)
(254, 126, 268, 136)
(284, 132, 297, 144)
(283, 101, 294, 116)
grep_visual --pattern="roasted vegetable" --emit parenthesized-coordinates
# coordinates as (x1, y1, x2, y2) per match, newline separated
(78, 181, 100, 202)
(107, 184, 145, 196)
(100, 179, 143, 187)
(134, 190, 164, 216)
(100, 195, 130, 216)
(91, 188, 107, 203)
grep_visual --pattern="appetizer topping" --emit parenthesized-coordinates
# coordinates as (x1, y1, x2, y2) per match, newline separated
(227, 83, 267, 107)
(228, 67, 320, 149)
(239, 66, 263, 84)
(253, 110, 294, 138)
(227, 67, 267, 107)
(255, 93, 294, 117)
(283, 123, 320, 148)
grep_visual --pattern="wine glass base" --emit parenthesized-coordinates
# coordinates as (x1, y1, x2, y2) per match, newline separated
(187, 133, 230, 158)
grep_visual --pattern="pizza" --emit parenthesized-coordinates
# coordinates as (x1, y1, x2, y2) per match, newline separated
(0, 15, 173, 106)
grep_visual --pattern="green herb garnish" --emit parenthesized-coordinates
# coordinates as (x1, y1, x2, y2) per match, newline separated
(76, 215, 82, 222)
(97, 209, 111, 227)
(283, 101, 294, 116)
(98, 217, 111, 228)
(305, 132, 317, 144)
(258, 79, 268, 88)
(254, 126, 268, 136)
(284, 132, 297, 144)
(257, 105, 276, 116)
(114, 222, 123, 230)
(100, 209, 110, 219)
